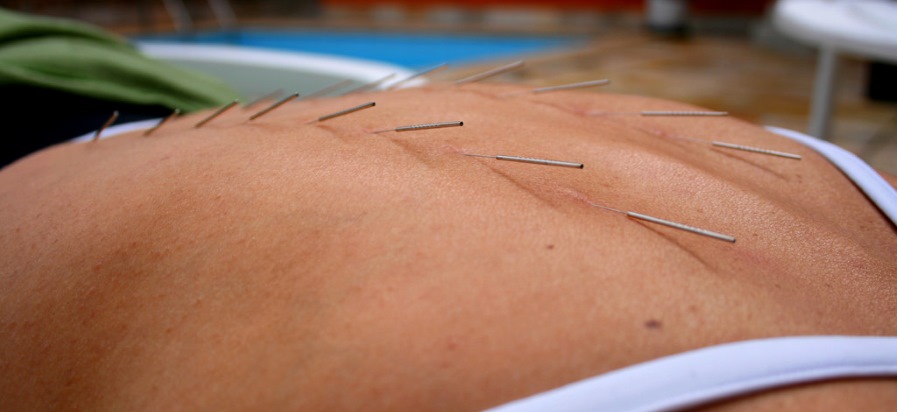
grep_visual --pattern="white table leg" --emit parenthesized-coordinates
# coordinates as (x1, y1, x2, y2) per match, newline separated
(809, 47, 840, 140)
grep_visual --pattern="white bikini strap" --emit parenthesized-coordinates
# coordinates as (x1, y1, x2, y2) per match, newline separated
(767, 126, 897, 226)
(486, 336, 897, 412)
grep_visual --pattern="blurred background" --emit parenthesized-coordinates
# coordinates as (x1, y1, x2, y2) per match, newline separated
(3, 0, 896, 174)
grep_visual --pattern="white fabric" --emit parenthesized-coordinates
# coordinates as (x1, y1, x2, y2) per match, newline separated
(138, 43, 417, 98)
(767, 126, 897, 226)
(486, 336, 897, 412)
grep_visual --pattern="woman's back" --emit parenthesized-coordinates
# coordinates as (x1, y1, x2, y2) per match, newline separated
(1, 83, 895, 411)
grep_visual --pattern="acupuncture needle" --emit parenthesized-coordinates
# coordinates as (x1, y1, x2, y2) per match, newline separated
(710, 141, 802, 160)
(249, 92, 299, 120)
(589, 201, 736, 243)
(92, 111, 119, 142)
(306, 101, 376, 124)
(144, 109, 180, 136)
(195, 99, 239, 128)
(455, 61, 525, 85)
(630, 124, 802, 160)
(342, 74, 397, 95)
(642, 111, 729, 116)
(532, 79, 611, 94)
(464, 153, 584, 169)
(371, 121, 463, 134)
(501, 79, 611, 97)
(387, 63, 449, 90)
(591, 110, 729, 117)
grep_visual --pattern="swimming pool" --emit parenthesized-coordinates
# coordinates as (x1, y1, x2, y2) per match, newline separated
(135, 29, 587, 68)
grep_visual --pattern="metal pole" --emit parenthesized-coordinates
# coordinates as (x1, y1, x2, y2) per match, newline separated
(808, 46, 840, 140)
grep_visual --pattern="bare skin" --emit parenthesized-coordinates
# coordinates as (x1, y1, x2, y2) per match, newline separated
(1, 83, 895, 411)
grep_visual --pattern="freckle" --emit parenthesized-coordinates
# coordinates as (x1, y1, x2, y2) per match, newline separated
(644, 319, 663, 330)
(92, 262, 104, 272)
(546, 244, 555, 250)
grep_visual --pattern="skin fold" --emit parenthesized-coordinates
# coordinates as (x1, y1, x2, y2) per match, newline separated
(1, 83, 895, 411)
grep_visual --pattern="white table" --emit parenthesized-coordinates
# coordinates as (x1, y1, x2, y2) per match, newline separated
(773, 0, 897, 140)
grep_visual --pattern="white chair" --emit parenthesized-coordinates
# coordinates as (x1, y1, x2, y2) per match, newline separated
(773, 0, 897, 140)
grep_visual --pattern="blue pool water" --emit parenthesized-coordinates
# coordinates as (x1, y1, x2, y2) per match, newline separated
(135, 30, 586, 68)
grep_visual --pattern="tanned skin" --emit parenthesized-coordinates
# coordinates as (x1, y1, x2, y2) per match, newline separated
(1, 83, 895, 411)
